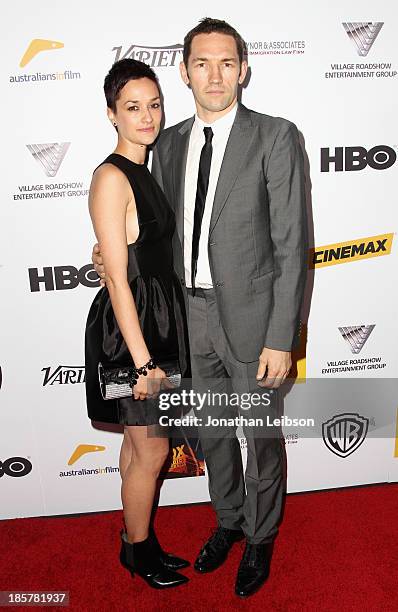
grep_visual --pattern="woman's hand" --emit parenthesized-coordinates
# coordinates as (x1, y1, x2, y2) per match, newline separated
(132, 366, 167, 401)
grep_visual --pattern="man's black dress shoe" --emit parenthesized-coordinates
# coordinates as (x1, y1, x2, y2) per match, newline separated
(194, 526, 244, 573)
(235, 542, 273, 598)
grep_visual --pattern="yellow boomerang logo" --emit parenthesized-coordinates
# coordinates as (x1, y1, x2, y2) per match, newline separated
(20, 39, 64, 67)
(68, 444, 106, 465)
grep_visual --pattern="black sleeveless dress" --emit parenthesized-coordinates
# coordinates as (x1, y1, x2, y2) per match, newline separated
(85, 153, 190, 425)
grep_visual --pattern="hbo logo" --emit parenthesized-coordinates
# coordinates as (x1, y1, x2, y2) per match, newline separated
(321, 145, 397, 172)
(28, 264, 100, 292)
(0, 457, 32, 478)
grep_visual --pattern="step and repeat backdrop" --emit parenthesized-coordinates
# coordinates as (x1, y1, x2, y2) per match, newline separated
(1, 0, 397, 520)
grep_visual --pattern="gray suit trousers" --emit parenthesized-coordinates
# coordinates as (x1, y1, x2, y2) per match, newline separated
(188, 290, 285, 545)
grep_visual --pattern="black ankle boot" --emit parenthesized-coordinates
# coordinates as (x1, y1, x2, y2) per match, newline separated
(119, 530, 189, 589)
(148, 526, 190, 570)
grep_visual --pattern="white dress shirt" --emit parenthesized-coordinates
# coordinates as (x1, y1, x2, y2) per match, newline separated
(184, 104, 238, 288)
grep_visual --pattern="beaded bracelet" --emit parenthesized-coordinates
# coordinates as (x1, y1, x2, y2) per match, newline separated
(129, 357, 157, 387)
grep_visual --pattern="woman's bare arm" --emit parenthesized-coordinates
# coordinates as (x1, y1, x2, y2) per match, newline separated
(88, 164, 150, 368)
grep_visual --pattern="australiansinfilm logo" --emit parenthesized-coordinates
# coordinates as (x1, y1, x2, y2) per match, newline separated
(28, 264, 100, 292)
(325, 22, 396, 80)
(322, 413, 369, 458)
(59, 444, 119, 478)
(112, 43, 183, 66)
(13, 143, 89, 201)
(322, 325, 387, 376)
(10, 38, 81, 84)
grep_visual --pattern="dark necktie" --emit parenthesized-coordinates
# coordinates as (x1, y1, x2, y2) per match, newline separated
(191, 126, 213, 296)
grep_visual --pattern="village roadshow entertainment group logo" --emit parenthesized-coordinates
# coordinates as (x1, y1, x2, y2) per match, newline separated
(321, 325, 387, 376)
(13, 143, 89, 201)
(324, 22, 397, 80)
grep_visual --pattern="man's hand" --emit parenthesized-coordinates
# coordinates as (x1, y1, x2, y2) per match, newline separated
(92, 243, 106, 287)
(256, 347, 291, 388)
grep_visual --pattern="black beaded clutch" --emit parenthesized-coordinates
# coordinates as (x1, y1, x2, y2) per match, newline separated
(98, 359, 181, 400)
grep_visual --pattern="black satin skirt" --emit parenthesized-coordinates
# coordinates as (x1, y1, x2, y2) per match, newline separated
(84, 248, 190, 425)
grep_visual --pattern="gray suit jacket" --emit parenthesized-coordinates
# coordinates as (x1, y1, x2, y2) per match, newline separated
(151, 103, 308, 363)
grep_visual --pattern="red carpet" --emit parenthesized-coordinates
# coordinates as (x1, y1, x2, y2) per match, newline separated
(1, 484, 397, 611)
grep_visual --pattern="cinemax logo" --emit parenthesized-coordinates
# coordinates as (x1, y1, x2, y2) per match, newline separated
(338, 325, 375, 354)
(29, 264, 100, 292)
(0, 457, 32, 478)
(343, 23, 383, 57)
(322, 413, 369, 458)
(42, 366, 85, 386)
(310, 233, 393, 268)
(321, 146, 396, 172)
(112, 43, 183, 66)
(27, 143, 70, 177)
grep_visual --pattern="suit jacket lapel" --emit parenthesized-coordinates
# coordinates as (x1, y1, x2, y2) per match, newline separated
(209, 103, 254, 237)
(172, 116, 194, 245)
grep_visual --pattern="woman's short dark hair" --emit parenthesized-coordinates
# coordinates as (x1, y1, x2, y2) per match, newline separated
(183, 17, 247, 66)
(104, 58, 159, 112)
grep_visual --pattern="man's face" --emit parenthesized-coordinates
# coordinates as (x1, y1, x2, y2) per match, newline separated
(180, 32, 247, 119)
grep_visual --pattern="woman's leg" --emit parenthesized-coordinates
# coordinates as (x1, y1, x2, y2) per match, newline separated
(120, 424, 169, 544)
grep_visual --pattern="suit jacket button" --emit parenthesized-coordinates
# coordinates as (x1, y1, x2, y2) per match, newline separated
(180, 278, 185, 285)
(215, 281, 224, 287)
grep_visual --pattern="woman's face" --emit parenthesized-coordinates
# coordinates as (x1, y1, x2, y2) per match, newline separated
(108, 77, 162, 146)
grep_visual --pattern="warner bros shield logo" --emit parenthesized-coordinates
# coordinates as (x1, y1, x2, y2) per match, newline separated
(322, 413, 369, 458)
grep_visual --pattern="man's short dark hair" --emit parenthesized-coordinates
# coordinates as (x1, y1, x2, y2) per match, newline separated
(183, 17, 247, 66)
(104, 58, 159, 112)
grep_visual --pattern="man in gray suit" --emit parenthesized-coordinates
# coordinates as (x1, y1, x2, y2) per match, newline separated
(93, 18, 307, 598)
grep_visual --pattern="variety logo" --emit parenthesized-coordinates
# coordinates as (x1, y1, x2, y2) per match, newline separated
(112, 43, 183, 66)
(338, 325, 375, 354)
(322, 413, 369, 458)
(342, 22, 383, 57)
(29, 265, 100, 292)
(42, 366, 85, 386)
(27, 143, 70, 177)
(0, 457, 33, 478)
(321, 146, 397, 172)
(68, 444, 105, 465)
(20, 39, 64, 67)
(310, 233, 393, 268)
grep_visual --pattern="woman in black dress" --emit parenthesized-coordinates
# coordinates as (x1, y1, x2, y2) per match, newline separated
(85, 60, 190, 589)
